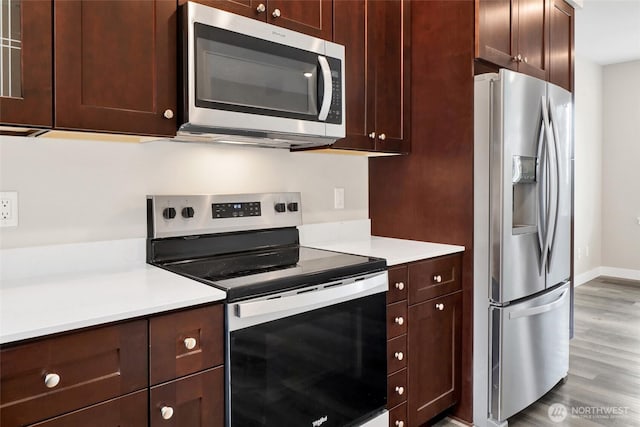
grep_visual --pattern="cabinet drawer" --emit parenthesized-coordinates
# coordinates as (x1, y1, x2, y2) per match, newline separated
(0, 320, 148, 427)
(150, 366, 224, 427)
(387, 368, 407, 409)
(29, 390, 147, 427)
(387, 265, 408, 304)
(408, 254, 462, 304)
(388, 402, 407, 427)
(387, 301, 407, 339)
(387, 335, 407, 375)
(150, 304, 224, 385)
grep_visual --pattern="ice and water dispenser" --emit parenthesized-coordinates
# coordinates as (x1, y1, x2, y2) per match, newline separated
(512, 155, 538, 234)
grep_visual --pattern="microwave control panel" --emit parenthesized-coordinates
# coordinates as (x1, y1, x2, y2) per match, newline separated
(325, 57, 342, 124)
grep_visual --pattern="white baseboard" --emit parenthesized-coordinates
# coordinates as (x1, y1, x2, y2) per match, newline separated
(575, 266, 640, 286)
(599, 266, 640, 282)
(575, 267, 602, 287)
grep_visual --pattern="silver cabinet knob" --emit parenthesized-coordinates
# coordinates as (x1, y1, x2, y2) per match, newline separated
(184, 337, 197, 350)
(433, 274, 442, 283)
(161, 406, 174, 420)
(523, 56, 528, 63)
(394, 316, 404, 326)
(435, 303, 445, 311)
(163, 109, 174, 119)
(379, 133, 386, 141)
(512, 54, 523, 63)
(395, 281, 405, 290)
(44, 373, 60, 388)
(256, 3, 266, 13)
(395, 421, 404, 427)
(394, 351, 404, 361)
(395, 386, 405, 395)
(368, 132, 376, 139)
(272, 8, 281, 18)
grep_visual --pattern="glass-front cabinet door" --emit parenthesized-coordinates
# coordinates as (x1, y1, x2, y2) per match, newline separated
(0, 0, 52, 129)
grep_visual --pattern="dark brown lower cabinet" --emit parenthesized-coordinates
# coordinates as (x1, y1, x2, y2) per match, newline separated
(29, 391, 148, 427)
(408, 291, 462, 426)
(150, 366, 224, 427)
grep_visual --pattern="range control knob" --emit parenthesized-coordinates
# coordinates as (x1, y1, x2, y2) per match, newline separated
(274, 203, 286, 213)
(287, 202, 299, 212)
(181, 207, 195, 218)
(162, 207, 176, 220)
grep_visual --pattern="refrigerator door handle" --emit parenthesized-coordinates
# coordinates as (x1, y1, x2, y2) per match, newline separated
(535, 118, 546, 270)
(546, 96, 562, 264)
(538, 96, 552, 275)
(508, 289, 569, 320)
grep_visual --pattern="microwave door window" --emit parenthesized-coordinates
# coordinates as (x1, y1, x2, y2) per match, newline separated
(195, 27, 320, 119)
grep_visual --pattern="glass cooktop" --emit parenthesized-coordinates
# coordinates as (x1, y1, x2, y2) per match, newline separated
(160, 246, 386, 302)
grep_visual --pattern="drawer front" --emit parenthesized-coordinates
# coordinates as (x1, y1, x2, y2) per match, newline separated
(388, 402, 407, 427)
(408, 254, 462, 305)
(0, 320, 148, 427)
(150, 304, 224, 385)
(30, 390, 147, 427)
(387, 368, 407, 409)
(387, 301, 407, 339)
(387, 265, 408, 304)
(150, 366, 224, 427)
(387, 334, 407, 375)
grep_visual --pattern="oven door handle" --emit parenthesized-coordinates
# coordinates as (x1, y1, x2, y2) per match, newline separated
(234, 274, 387, 319)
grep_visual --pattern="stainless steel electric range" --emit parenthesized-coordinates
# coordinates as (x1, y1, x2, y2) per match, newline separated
(147, 193, 389, 427)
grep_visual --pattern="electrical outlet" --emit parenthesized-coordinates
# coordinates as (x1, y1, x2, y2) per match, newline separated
(334, 187, 345, 210)
(0, 192, 18, 227)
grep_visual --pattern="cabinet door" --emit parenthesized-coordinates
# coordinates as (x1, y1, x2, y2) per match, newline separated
(475, 0, 517, 70)
(267, 0, 332, 40)
(332, 0, 375, 151)
(29, 391, 147, 427)
(516, 0, 549, 80)
(370, 0, 410, 153)
(188, 0, 265, 20)
(549, 0, 573, 91)
(54, 0, 177, 136)
(149, 304, 224, 386)
(150, 367, 224, 427)
(0, 0, 52, 127)
(1, 321, 147, 427)
(407, 291, 461, 426)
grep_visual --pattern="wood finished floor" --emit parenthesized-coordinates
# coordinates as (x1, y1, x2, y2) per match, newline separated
(434, 276, 640, 427)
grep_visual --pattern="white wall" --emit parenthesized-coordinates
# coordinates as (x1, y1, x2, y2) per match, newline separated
(602, 60, 640, 272)
(573, 55, 603, 278)
(0, 136, 369, 248)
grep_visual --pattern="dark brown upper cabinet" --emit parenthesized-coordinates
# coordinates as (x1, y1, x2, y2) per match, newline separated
(0, 0, 52, 128)
(192, 0, 332, 40)
(332, 0, 410, 154)
(54, 0, 178, 137)
(476, 0, 549, 81)
(549, 0, 574, 91)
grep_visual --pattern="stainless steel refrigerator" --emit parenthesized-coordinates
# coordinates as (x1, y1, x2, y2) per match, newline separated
(473, 69, 573, 427)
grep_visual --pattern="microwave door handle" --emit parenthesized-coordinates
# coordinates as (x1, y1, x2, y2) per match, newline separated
(317, 55, 332, 121)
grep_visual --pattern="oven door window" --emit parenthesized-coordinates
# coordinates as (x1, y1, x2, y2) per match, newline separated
(195, 23, 336, 122)
(229, 293, 386, 427)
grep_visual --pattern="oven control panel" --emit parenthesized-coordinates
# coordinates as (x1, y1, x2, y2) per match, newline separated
(147, 193, 302, 238)
(213, 202, 261, 219)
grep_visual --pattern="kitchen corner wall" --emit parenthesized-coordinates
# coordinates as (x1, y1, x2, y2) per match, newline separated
(0, 136, 368, 249)
(602, 60, 640, 273)
(574, 55, 603, 277)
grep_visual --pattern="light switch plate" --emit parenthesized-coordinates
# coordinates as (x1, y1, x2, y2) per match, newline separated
(334, 188, 345, 210)
(0, 191, 19, 227)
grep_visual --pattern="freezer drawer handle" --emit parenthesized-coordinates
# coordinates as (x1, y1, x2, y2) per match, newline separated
(508, 289, 568, 320)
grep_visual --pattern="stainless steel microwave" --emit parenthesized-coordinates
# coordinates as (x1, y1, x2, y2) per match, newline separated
(178, 2, 345, 149)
